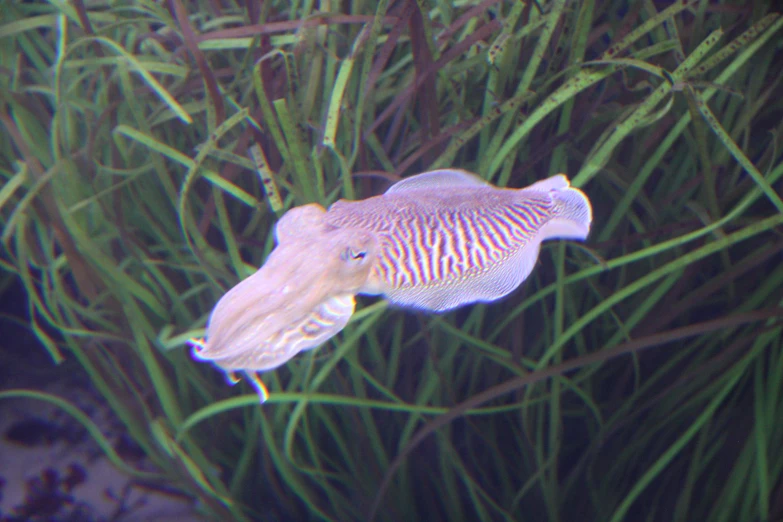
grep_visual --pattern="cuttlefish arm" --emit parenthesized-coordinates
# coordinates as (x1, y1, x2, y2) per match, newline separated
(190, 204, 378, 402)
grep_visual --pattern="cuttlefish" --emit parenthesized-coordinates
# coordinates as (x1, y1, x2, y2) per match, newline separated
(190, 169, 592, 402)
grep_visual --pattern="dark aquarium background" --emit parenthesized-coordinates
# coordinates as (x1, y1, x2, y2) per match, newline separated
(1, 1, 782, 521)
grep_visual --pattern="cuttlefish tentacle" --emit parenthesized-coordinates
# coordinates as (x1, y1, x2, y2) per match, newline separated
(191, 203, 377, 403)
(191, 169, 593, 403)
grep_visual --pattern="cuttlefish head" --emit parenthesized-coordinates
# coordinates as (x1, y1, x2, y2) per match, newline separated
(192, 203, 378, 374)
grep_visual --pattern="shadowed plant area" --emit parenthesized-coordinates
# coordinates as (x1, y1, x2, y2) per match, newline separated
(1, 0, 782, 521)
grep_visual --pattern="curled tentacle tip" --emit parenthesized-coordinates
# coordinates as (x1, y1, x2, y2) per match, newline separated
(246, 372, 270, 404)
(224, 371, 241, 386)
(188, 337, 208, 359)
(188, 336, 206, 348)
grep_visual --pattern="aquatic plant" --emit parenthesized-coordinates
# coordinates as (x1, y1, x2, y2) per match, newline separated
(1, 1, 781, 521)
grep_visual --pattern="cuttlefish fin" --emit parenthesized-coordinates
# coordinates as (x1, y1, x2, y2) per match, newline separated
(526, 173, 569, 191)
(385, 169, 490, 194)
(523, 176, 592, 241)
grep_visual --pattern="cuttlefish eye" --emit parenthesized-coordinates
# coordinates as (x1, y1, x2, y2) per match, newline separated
(342, 247, 368, 262)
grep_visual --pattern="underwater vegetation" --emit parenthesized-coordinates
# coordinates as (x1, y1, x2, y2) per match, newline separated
(1, 1, 782, 521)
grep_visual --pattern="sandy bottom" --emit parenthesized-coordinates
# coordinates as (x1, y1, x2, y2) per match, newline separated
(0, 376, 206, 522)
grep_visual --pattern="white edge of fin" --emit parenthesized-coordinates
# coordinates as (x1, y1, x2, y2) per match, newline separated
(385, 169, 490, 194)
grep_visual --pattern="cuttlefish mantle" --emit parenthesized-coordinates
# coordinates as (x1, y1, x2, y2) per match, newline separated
(191, 169, 592, 403)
